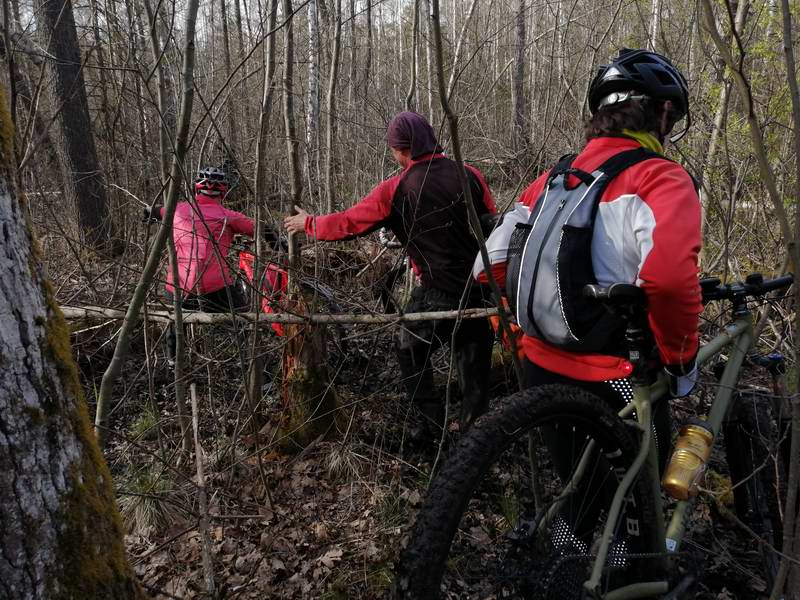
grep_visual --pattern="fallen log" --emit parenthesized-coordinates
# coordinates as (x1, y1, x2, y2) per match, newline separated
(59, 305, 500, 325)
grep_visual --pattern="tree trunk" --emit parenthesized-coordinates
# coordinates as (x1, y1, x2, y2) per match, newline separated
(306, 0, 320, 198)
(347, 0, 356, 106)
(511, 0, 527, 153)
(219, 0, 240, 152)
(424, 0, 434, 121)
(325, 0, 342, 212)
(405, 0, 418, 111)
(772, 0, 800, 594)
(38, 0, 115, 253)
(95, 0, 202, 446)
(0, 83, 143, 599)
(247, 0, 279, 428)
(282, 0, 338, 449)
(282, 0, 302, 216)
(362, 0, 372, 101)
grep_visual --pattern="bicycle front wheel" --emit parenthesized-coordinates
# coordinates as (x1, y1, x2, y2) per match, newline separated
(724, 391, 786, 590)
(396, 384, 662, 599)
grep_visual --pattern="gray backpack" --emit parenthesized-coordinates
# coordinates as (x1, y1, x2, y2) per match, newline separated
(506, 147, 663, 353)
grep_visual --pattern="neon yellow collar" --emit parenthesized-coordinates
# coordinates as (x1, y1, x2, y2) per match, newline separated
(622, 129, 663, 155)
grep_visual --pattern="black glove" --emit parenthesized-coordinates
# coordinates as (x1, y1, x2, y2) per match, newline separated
(142, 206, 162, 223)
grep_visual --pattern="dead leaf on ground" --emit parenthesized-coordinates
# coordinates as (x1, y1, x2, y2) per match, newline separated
(318, 547, 343, 568)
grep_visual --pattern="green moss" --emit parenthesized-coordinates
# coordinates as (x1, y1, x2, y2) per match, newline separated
(0, 83, 144, 594)
(281, 361, 342, 449)
(37, 287, 141, 596)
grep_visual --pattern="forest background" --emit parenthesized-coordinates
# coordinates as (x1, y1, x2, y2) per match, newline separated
(2, 0, 800, 597)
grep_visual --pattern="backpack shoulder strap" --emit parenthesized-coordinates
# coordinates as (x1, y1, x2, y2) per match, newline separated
(588, 148, 672, 220)
(547, 153, 597, 187)
(595, 147, 668, 181)
(546, 153, 578, 183)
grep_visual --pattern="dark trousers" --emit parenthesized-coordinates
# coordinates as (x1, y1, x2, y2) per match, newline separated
(523, 359, 671, 544)
(165, 284, 248, 360)
(395, 286, 494, 427)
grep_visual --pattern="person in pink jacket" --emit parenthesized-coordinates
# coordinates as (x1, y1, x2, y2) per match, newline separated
(145, 166, 254, 360)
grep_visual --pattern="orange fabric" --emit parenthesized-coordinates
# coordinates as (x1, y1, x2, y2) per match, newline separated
(488, 297, 524, 358)
(238, 251, 287, 337)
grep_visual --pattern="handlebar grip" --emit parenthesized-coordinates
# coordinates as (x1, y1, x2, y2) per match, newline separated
(756, 274, 794, 294)
(582, 283, 646, 304)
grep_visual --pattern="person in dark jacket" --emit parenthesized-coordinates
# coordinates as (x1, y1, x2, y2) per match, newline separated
(284, 111, 496, 435)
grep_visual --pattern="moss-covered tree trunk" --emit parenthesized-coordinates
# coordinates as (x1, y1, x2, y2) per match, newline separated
(0, 82, 144, 599)
(280, 298, 339, 448)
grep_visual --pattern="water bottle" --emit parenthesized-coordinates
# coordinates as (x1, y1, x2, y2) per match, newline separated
(662, 419, 714, 500)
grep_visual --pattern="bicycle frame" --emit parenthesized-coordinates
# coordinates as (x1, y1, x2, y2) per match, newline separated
(582, 311, 755, 599)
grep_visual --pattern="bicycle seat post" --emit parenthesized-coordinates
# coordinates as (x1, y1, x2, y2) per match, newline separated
(624, 307, 651, 386)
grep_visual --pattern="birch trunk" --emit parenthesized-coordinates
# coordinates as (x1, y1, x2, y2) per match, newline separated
(424, 0, 434, 121)
(325, 0, 342, 212)
(306, 0, 320, 197)
(0, 83, 142, 598)
(649, 0, 660, 50)
(405, 0, 419, 111)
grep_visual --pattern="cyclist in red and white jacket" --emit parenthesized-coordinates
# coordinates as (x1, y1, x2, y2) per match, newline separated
(475, 49, 702, 458)
(285, 111, 497, 435)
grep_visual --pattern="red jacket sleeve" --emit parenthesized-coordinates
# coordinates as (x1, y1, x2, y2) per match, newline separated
(629, 161, 702, 370)
(225, 208, 255, 237)
(465, 164, 497, 213)
(306, 176, 400, 240)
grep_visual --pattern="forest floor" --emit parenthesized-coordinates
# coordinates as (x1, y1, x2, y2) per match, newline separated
(58, 251, 779, 600)
(83, 332, 774, 600)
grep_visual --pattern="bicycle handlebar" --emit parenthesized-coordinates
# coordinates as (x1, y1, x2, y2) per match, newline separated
(700, 272, 794, 304)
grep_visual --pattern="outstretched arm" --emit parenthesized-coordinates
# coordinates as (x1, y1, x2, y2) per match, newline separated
(285, 176, 401, 241)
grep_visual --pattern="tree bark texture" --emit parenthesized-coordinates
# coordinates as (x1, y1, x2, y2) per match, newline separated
(325, 0, 342, 213)
(511, 0, 527, 152)
(0, 84, 142, 598)
(38, 0, 114, 252)
(218, 0, 240, 151)
(306, 0, 320, 193)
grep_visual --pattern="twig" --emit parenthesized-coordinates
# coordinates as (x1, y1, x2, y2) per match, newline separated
(190, 383, 216, 596)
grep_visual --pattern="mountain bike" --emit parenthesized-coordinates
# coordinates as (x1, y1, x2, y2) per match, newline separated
(396, 272, 794, 599)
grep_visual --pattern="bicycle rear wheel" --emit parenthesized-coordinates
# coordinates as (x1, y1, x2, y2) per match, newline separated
(396, 384, 662, 599)
(723, 391, 785, 589)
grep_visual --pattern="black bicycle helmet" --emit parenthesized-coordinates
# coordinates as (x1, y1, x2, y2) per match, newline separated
(195, 166, 229, 196)
(588, 48, 690, 140)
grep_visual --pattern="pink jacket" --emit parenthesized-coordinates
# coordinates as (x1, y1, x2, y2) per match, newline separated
(161, 194, 254, 295)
